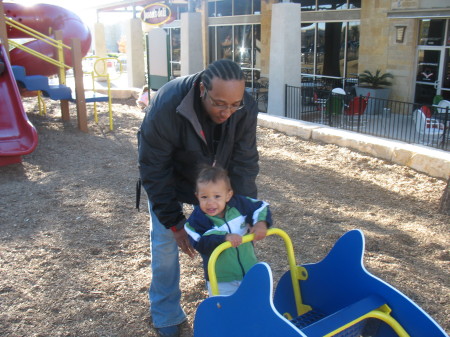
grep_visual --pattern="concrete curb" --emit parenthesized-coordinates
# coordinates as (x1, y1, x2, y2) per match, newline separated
(257, 114, 450, 180)
(94, 88, 141, 100)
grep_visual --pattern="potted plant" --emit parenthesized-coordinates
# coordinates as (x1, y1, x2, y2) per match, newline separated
(355, 69, 394, 114)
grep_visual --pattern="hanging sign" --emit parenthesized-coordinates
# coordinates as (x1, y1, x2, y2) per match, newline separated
(140, 3, 175, 26)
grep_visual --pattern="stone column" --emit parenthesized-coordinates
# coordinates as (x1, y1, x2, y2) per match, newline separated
(267, 3, 301, 117)
(180, 11, 204, 76)
(93, 23, 107, 58)
(125, 18, 145, 88)
(147, 28, 169, 90)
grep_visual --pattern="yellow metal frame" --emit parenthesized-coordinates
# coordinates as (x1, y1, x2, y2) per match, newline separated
(207, 228, 312, 316)
(6, 17, 70, 84)
(92, 58, 114, 131)
(81, 56, 120, 131)
(324, 304, 410, 337)
(93, 56, 123, 81)
(208, 228, 411, 337)
(6, 16, 72, 119)
(37, 91, 46, 115)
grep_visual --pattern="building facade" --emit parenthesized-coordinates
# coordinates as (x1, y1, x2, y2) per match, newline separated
(96, 0, 450, 105)
(175, 0, 449, 104)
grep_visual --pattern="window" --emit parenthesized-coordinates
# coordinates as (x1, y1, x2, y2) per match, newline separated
(301, 21, 360, 79)
(216, 26, 233, 60)
(346, 22, 359, 77)
(166, 28, 181, 79)
(208, 0, 259, 17)
(216, 0, 232, 17)
(209, 24, 261, 88)
(293, 0, 360, 11)
(234, 1, 252, 15)
(234, 25, 252, 67)
(318, 0, 348, 10)
(419, 19, 445, 46)
(301, 23, 316, 73)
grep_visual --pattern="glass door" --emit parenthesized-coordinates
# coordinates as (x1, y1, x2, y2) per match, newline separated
(414, 19, 449, 104)
(414, 49, 440, 104)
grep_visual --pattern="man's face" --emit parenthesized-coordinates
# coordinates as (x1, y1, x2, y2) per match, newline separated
(200, 78, 245, 124)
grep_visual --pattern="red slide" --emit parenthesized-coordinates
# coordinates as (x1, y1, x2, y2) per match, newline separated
(5, 2, 92, 76)
(0, 42, 38, 166)
(0, 3, 92, 165)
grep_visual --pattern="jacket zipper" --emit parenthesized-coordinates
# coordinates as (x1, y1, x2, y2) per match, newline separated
(178, 107, 217, 166)
(224, 218, 246, 278)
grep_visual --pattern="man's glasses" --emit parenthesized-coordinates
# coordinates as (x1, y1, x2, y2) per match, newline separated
(204, 89, 244, 112)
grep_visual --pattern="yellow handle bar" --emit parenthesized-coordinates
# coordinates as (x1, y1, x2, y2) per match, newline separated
(207, 228, 311, 316)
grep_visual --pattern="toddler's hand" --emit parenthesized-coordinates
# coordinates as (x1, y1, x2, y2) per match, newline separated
(250, 221, 268, 241)
(226, 233, 242, 247)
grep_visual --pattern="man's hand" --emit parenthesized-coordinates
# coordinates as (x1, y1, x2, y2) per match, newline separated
(173, 228, 196, 258)
(249, 221, 268, 241)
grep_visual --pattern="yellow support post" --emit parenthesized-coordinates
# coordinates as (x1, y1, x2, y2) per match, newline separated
(37, 91, 46, 115)
(106, 72, 113, 131)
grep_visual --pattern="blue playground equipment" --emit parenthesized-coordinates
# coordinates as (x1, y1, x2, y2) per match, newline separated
(12, 65, 110, 104)
(194, 228, 448, 337)
(12, 65, 73, 100)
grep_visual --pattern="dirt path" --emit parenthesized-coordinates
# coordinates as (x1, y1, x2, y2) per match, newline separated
(0, 98, 448, 336)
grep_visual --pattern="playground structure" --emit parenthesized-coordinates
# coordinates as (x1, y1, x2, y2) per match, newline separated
(0, 2, 114, 166)
(194, 228, 448, 337)
(0, 41, 38, 166)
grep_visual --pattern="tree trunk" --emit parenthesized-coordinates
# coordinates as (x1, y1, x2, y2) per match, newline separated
(438, 177, 450, 215)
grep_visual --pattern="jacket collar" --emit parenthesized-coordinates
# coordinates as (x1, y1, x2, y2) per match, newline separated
(177, 79, 204, 139)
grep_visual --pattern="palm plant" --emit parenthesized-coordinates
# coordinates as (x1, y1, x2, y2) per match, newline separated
(358, 69, 394, 88)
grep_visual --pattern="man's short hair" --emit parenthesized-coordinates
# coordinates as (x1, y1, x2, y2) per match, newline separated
(201, 59, 244, 91)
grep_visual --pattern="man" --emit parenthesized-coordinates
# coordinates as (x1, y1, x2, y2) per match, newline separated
(138, 59, 259, 337)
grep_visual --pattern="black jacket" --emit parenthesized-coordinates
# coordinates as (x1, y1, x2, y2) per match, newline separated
(138, 72, 259, 229)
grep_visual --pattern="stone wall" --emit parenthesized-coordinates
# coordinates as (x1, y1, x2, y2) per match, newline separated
(359, 0, 420, 102)
(258, 113, 450, 180)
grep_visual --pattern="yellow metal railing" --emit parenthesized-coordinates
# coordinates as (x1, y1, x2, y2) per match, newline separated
(37, 91, 47, 116)
(208, 228, 312, 317)
(5, 16, 70, 83)
(81, 56, 121, 131)
(324, 304, 410, 337)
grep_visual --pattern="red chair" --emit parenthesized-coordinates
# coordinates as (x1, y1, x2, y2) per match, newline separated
(420, 105, 432, 118)
(345, 96, 368, 116)
(344, 94, 369, 128)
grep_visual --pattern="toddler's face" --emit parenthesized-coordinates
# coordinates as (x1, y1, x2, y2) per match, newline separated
(196, 179, 233, 217)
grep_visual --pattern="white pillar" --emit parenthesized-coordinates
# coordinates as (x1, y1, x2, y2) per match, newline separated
(180, 12, 204, 76)
(93, 23, 107, 57)
(147, 28, 170, 90)
(125, 18, 145, 88)
(267, 3, 301, 117)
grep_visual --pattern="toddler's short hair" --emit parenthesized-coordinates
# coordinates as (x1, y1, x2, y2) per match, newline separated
(196, 165, 231, 191)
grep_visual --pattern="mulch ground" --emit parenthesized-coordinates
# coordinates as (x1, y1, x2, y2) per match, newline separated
(0, 97, 448, 336)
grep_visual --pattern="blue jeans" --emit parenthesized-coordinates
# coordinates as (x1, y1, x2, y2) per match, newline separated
(148, 201, 186, 328)
(207, 280, 241, 296)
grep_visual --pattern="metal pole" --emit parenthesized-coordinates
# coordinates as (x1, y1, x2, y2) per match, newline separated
(0, 0, 10, 57)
